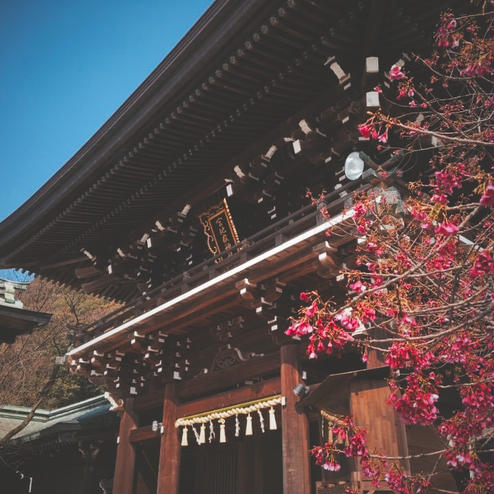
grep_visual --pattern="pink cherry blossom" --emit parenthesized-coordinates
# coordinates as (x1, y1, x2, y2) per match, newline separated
(389, 64, 405, 81)
(349, 280, 366, 293)
(435, 221, 459, 235)
(480, 183, 494, 206)
(358, 124, 371, 138)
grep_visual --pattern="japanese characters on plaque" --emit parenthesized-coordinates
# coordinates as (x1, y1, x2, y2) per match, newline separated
(199, 198, 240, 259)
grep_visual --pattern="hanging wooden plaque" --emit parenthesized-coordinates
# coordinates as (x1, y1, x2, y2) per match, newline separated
(199, 198, 240, 258)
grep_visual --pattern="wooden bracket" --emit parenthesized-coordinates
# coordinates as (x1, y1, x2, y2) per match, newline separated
(236, 277, 259, 307)
(313, 242, 340, 278)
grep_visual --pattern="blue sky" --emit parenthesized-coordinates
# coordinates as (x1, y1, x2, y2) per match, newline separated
(0, 0, 212, 222)
(0, 0, 212, 281)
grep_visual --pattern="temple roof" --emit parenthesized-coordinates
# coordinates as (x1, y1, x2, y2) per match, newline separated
(0, 395, 114, 443)
(0, 0, 451, 302)
(0, 279, 51, 343)
(0, 304, 51, 344)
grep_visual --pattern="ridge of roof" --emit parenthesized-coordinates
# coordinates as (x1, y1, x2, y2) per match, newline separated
(0, 394, 108, 423)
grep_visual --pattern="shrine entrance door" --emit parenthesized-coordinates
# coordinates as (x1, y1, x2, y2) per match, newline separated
(179, 429, 282, 494)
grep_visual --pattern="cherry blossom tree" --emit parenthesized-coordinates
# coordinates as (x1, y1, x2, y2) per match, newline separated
(288, 7, 493, 494)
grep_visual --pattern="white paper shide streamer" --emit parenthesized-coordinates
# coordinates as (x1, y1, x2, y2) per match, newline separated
(320, 409, 344, 444)
(175, 395, 282, 446)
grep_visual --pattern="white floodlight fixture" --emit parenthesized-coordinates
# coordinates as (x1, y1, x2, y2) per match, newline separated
(344, 151, 365, 181)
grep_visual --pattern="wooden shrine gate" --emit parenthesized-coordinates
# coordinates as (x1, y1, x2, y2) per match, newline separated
(113, 344, 311, 494)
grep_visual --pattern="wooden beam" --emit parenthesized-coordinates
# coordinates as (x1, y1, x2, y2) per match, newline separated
(296, 366, 389, 414)
(75, 265, 102, 280)
(129, 424, 161, 443)
(81, 274, 114, 291)
(177, 351, 280, 401)
(133, 353, 280, 412)
(177, 376, 280, 417)
(158, 296, 239, 335)
(38, 256, 87, 270)
(157, 383, 181, 494)
(280, 344, 310, 494)
(135, 284, 238, 335)
(112, 400, 137, 494)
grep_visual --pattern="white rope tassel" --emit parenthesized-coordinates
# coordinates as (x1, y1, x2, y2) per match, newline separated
(181, 426, 188, 446)
(235, 414, 240, 437)
(269, 407, 277, 430)
(219, 418, 226, 443)
(245, 414, 253, 436)
(257, 410, 265, 433)
(199, 423, 206, 445)
(208, 420, 215, 443)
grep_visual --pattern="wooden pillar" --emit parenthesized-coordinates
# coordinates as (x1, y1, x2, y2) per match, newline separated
(280, 344, 311, 494)
(113, 399, 137, 494)
(157, 382, 181, 494)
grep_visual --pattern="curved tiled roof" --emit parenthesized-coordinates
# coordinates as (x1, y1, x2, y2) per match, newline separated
(0, 395, 112, 443)
(0, 0, 451, 301)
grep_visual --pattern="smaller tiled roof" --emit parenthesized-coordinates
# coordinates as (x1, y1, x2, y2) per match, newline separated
(0, 304, 51, 344)
(0, 278, 51, 343)
(0, 395, 111, 443)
